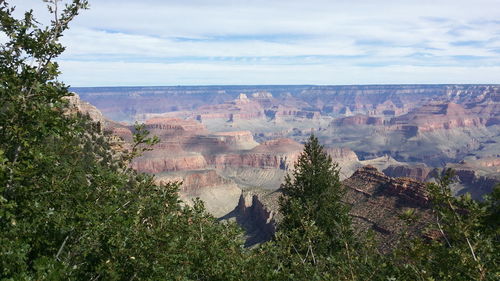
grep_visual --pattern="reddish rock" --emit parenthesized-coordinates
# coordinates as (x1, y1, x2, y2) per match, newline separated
(333, 114, 384, 126)
(157, 170, 232, 194)
(184, 131, 258, 153)
(208, 139, 359, 172)
(347, 165, 429, 207)
(132, 153, 207, 173)
(390, 102, 484, 134)
(66, 93, 105, 124)
(144, 117, 207, 136)
(196, 94, 265, 121)
(383, 164, 432, 182)
(325, 147, 360, 162)
(343, 165, 433, 252)
(208, 138, 303, 170)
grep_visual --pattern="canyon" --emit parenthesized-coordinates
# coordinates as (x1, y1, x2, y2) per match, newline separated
(73, 84, 499, 242)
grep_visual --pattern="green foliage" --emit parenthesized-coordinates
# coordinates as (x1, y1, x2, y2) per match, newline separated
(0, 1, 248, 279)
(278, 134, 352, 254)
(393, 170, 499, 281)
(272, 135, 385, 280)
(1, 1, 498, 280)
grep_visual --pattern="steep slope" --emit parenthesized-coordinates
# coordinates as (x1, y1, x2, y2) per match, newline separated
(228, 166, 434, 249)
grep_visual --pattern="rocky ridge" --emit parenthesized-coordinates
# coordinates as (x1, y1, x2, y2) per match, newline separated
(227, 165, 434, 249)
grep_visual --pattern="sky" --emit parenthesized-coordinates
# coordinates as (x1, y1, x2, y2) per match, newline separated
(5, 0, 500, 86)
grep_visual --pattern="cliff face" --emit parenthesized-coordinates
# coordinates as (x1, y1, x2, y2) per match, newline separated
(156, 170, 241, 217)
(226, 166, 434, 249)
(66, 93, 105, 124)
(208, 139, 360, 172)
(331, 101, 488, 136)
(333, 115, 384, 126)
(144, 117, 208, 136)
(390, 102, 485, 135)
(132, 153, 208, 173)
(185, 131, 258, 153)
(346, 166, 430, 206)
(196, 94, 265, 122)
(234, 193, 277, 247)
(383, 164, 432, 182)
(75, 84, 500, 123)
(208, 138, 302, 170)
(342, 166, 433, 251)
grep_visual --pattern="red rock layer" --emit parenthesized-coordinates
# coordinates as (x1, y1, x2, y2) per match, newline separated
(348, 165, 429, 207)
(132, 153, 207, 173)
(207, 138, 302, 170)
(157, 170, 232, 194)
(391, 102, 484, 133)
(333, 115, 384, 126)
(383, 164, 432, 182)
(196, 94, 265, 121)
(144, 117, 207, 136)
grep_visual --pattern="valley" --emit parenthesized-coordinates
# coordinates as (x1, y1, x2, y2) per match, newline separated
(73, 84, 500, 223)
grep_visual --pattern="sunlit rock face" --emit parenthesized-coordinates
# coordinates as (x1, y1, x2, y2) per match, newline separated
(66, 93, 105, 124)
(73, 84, 499, 219)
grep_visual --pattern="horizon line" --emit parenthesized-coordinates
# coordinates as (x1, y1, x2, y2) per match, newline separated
(70, 83, 500, 89)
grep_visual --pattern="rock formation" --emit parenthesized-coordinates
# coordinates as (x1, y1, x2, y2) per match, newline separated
(383, 164, 432, 182)
(66, 93, 105, 124)
(225, 166, 435, 249)
(343, 166, 433, 251)
(231, 192, 278, 247)
(390, 102, 484, 135)
(332, 115, 384, 126)
(156, 170, 241, 217)
(72, 84, 499, 223)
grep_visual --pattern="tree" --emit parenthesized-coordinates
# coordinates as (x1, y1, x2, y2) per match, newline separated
(393, 170, 500, 281)
(0, 1, 250, 279)
(278, 135, 352, 261)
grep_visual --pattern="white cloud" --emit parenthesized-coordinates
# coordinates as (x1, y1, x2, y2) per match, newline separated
(59, 60, 500, 86)
(6, 0, 500, 85)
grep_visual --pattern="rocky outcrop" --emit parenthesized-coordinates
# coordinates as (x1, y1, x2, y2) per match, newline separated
(348, 166, 429, 206)
(451, 168, 498, 199)
(184, 131, 259, 153)
(226, 166, 434, 249)
(383, 164, 432, 182)
(371, 100, 407, 116)
(224, 191, 280, 247)
(236, 193, 276, 245)
(132, 152, 208, 173)
(332, 115, 384, 126)
(390, 102, 484, 135)
(251, 91, 276, 108)
(156, 169, 232, 193)
(207, 138, 302, 170)
(144, 117, 207, 136)
(343, 166, 433, 251)
(66, 93, 105, 124)
(196, 94, 265, 122)
(156, 170, 242, 217)
(266, 105, 321, 120)
(209, 141, 360, 176)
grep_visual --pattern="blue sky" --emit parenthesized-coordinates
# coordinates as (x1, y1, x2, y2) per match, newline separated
(6, 0, 500, 86)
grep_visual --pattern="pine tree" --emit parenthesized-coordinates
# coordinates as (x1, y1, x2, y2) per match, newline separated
(278, 134, 352, 257)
